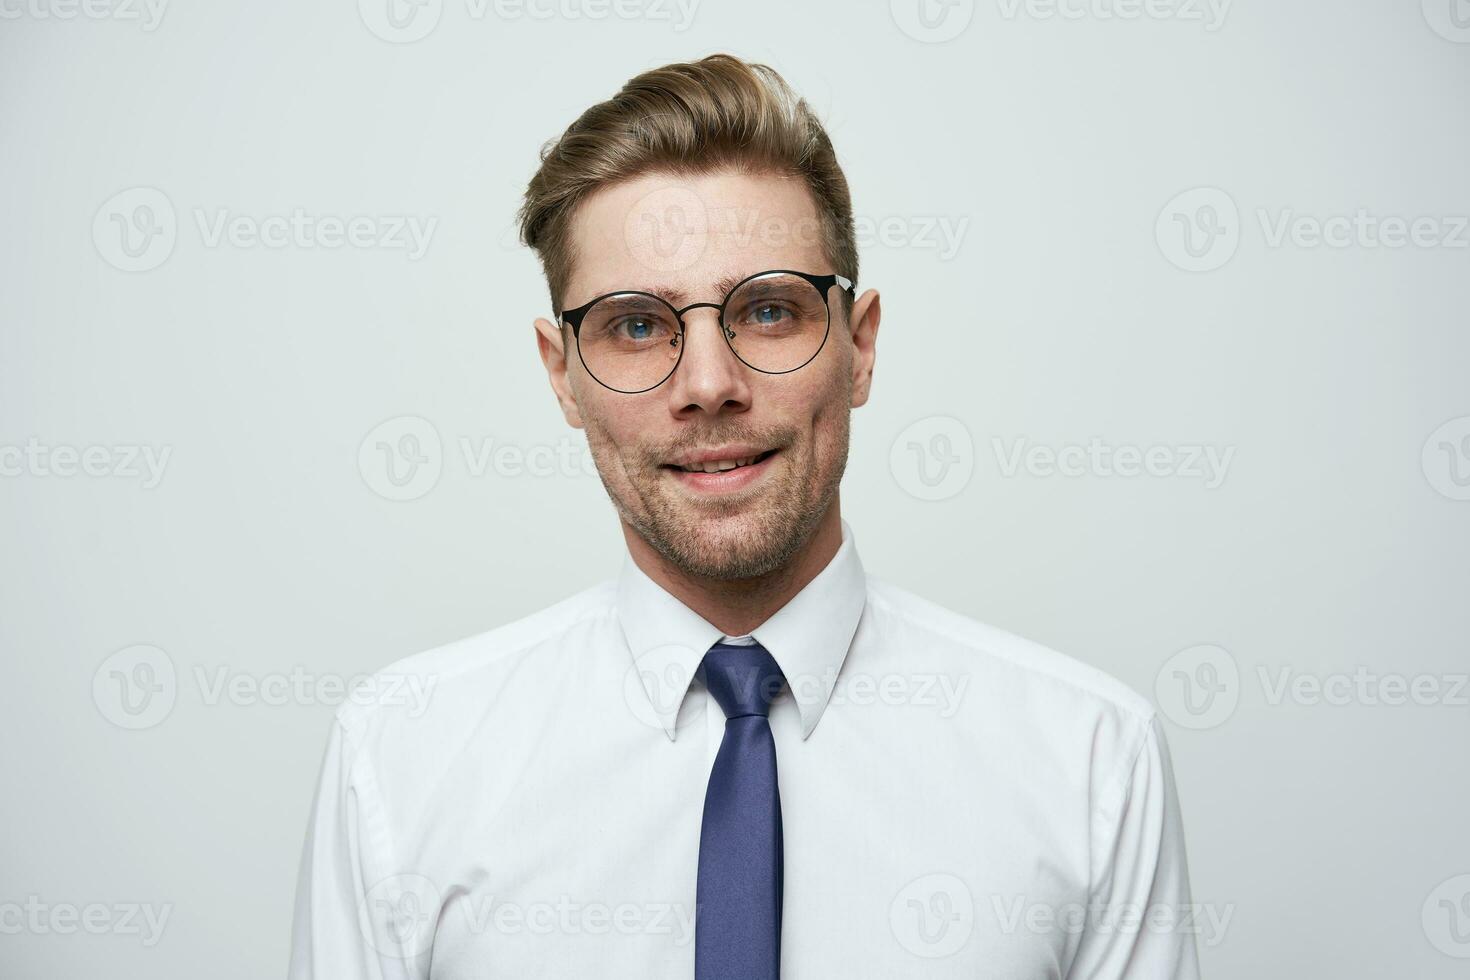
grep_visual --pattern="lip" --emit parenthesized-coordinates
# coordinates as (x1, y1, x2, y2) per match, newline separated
(664, 444, 773, 469)
(662, 448, 780, 494)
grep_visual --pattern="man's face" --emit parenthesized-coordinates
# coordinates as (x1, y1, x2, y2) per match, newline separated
(535, 169, 879, 582)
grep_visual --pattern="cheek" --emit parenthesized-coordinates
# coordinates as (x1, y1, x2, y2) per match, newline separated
(804, 362, 851, 429)
(581, 397, 657, 471)
(580, 404, 623, 460)
(776, 383, 846, 467)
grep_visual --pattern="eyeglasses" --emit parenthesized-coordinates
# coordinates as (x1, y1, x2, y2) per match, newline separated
(557, 268, 856, 394)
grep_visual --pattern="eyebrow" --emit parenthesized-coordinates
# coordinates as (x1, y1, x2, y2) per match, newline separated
(632, 272, 755, 308)
(591, 294, 673, 315)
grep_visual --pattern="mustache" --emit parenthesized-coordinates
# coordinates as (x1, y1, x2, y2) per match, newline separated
(647, 427, 792, 463)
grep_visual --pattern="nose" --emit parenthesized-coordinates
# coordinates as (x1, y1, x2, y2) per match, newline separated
(663, 306, 752, 417)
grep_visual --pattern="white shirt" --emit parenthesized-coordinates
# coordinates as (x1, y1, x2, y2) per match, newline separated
(289, 518, 1201, 979)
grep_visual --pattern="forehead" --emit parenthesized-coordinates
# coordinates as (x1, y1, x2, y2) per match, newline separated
(563, 170, 829, 308)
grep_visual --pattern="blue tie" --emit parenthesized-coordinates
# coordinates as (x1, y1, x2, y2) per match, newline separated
(695, 641, 785, 980)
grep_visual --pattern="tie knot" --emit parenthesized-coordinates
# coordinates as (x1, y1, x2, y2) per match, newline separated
(700, 642, 786, 719)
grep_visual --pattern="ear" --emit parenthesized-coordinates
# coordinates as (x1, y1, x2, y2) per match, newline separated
(846, 288, 881, 408)
(535, 316, 585, 429)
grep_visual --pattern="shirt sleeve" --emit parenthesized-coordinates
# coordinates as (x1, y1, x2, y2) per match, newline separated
(1067, 712, 1203, 980)
(288, 715, 426, 980)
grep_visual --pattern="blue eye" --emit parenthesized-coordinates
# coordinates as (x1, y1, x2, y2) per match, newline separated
(616, 317, 659, 340)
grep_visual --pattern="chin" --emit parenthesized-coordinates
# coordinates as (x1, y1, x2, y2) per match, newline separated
(659, 505, 809, 581)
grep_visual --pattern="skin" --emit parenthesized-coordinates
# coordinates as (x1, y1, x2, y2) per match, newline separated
(534, 169, 880, 636)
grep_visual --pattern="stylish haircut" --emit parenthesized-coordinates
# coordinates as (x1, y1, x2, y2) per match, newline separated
(517, 53, 858, 319)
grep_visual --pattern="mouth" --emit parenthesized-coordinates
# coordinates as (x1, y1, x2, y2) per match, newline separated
(659, 448, 780, 494)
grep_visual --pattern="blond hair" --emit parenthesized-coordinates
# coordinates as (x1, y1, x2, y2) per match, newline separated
(517, 54, 858, 317)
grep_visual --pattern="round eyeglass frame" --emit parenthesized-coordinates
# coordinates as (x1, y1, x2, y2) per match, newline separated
(556, 268, 856, 394)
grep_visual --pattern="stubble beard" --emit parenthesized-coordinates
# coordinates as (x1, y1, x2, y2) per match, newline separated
(586, 410, 850, 583)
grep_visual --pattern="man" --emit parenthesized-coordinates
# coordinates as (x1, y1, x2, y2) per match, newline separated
(289, 54, 1201, 979)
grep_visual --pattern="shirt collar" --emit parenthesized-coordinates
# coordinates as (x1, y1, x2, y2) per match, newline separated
(616, 517, 868, 742)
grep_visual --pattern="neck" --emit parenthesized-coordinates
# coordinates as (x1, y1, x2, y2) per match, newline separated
(623, 500, 843, 637)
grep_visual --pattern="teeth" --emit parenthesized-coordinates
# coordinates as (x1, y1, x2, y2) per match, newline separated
(679, 453, 761, 473)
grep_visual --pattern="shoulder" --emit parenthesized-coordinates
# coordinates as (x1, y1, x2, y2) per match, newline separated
(862, 573, 1158, 731)
(332, 577, 618, 737)
(859, 574, 1171, 816)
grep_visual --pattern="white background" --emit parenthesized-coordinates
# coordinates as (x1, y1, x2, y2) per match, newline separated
(2, 0, 1468, 976)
